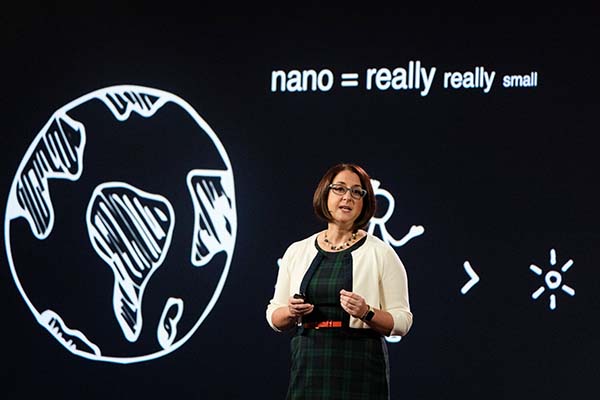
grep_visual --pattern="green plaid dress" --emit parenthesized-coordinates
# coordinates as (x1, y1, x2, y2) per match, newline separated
(287, 237, 390, 400)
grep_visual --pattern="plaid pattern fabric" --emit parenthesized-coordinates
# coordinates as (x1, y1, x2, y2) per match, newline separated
(287, 330, 389, 400)
(302, 247, 350, 324)
(287, 239, 389, 400)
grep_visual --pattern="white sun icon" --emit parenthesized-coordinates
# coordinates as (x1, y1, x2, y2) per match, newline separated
(529, 249, 576, 310)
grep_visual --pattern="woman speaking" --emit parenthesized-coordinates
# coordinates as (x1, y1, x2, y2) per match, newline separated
(266, 163, 413, 400)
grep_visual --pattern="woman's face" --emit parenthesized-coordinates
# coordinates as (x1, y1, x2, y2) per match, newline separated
(327, 169, 364, 229)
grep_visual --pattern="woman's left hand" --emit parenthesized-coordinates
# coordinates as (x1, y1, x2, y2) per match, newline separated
(339, 289, 368, 318)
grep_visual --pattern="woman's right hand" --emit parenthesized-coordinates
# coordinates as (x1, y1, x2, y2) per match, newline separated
(271, 296, 314, 331)
(288, 296, 314, 319)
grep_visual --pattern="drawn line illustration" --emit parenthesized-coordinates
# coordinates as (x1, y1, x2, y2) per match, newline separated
(367, 179, 425, 248)
(86, 182, 175, 342)
(5, 85, 237, 363)
(187, 170, 236, 267)
(460, 261, 480, 295)
(157, 297, 184, 350)
(9, 114, 86, 239)
(530, 248, 575, 310)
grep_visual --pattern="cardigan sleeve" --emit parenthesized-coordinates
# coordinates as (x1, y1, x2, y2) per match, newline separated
(265, 245, 294, 332)
(380, 245, 413, 336)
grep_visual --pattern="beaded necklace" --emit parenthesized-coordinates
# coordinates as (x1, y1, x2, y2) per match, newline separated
(323, 231, 358, 251)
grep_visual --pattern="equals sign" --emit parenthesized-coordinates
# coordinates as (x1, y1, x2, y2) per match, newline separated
(341, 73, 359, 87)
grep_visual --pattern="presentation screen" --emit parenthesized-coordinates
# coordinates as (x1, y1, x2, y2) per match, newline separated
(1, 14, 597, 399)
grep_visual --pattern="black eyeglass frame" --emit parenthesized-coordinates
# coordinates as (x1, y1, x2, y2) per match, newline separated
(328, 183, 367, 199)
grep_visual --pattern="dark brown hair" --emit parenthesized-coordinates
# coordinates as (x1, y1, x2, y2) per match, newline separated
(313, 163, 376, 231)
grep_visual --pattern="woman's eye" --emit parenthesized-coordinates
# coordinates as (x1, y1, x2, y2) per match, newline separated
(351, 188, 364, 197)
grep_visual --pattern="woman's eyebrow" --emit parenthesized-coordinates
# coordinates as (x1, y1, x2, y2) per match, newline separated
(333, 181, 361, 186)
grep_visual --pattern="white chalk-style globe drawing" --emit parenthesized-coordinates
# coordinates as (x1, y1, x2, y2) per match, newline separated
(4, 85, 237, 363)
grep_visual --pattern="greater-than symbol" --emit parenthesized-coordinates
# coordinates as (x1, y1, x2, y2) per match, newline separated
(461, 261, 480, 295)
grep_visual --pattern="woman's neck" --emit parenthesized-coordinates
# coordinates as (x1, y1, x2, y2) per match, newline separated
(325, 224, 354, 244)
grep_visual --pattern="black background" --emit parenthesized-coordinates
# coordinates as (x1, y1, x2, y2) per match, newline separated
(2, 11, 599, 399)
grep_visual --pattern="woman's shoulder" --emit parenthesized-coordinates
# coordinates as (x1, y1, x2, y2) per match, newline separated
(362, 232, 398, 257)
(363, 232, 387, 249)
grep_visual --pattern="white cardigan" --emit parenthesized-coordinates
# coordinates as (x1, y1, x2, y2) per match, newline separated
(266, 232, 413, 336)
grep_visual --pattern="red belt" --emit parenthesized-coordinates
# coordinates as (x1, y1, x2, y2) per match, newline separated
(303, 320, 343, 329)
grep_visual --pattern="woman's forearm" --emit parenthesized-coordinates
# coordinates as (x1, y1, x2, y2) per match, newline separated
(363, 308, 395, 336)
(271, 306, 297, 331)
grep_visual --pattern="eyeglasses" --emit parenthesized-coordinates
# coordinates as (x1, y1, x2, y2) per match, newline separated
(328, 184, 367, 199)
